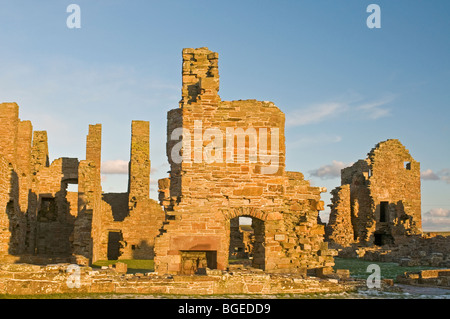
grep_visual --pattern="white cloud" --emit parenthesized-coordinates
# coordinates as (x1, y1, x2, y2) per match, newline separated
(286, 94, 395, 127)
(309, 160, 353, 180)
(356, 96, 394, 119)
(421, 169, 440, 180)
(101, 160, 129, 174)
(422, 208, 450, 231)
(424, 208, 450, 218)
(421, 168, 450, 183)
(286, 102, 349, 127)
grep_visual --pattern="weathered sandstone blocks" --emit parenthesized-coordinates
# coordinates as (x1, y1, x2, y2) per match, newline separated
(128, 120, 150, 209)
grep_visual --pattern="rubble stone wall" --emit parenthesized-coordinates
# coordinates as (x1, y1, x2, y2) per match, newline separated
(326, 139, 422, 247)
(0, 104, 164, 265)
(0, 263, 357, 296)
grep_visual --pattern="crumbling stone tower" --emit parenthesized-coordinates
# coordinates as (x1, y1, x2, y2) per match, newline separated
(0, 102, 164, 264)
(0, 102, 79, 260)
(155, 48, 334, 275)
(326, 139, 422, 248)
(73, 120, 164, 264)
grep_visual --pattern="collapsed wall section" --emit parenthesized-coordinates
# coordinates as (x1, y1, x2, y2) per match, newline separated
(89, 120, 164, 263)
(326, 139, 422, 249)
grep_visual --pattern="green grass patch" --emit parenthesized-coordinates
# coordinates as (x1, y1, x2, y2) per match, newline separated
(333, 257, 439, 281)
(92, 259, 154, 273)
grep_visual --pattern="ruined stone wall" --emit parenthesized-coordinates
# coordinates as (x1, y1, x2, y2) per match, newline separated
(367, 139, 422, 238)
(33, 157, 79, 256)
(0, 103, 81, 260)
(327, 139, 422, 248)
(128, 121, 151, 210)
(0, 103, 19, 164)
(0, 103, 30, 258)
(93, 195, 164, 261)
(0, 155, 21, 257)
(155, 48, 334, 275)
(325, 185, 354, 247)
(0, 263, 357, 296)
(397, 268, 450, 288)
(339, 160, 373, 243)
(87, 121, 164, 263)
(31, 131, 49, 174)
(281, 172, 335, 270)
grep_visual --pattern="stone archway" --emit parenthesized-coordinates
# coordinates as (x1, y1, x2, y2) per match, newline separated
(224, 208, 267, 270)
(221, 207, 269, 222)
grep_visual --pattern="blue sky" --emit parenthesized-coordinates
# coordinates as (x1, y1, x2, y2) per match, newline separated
(0, 1, 449, 230)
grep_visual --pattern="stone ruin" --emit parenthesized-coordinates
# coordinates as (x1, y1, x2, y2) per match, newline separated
(325, 139, 450, 267)
(0, 103, 164, 265)
(155, 47, 334, 275)
(1, 47, 449, 293)
(0, 47, 336, 277)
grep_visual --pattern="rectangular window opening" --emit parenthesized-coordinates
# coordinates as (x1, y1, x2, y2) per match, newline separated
(379, 201, 388, 222)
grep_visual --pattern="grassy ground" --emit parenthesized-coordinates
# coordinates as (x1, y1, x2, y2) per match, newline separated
(0, 258, 445, 299)
(333, 257, 439, 280)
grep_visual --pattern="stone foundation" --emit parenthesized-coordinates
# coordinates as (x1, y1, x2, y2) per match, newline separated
(397, 269, 450, 288)
(336, 234, 450, 268)
(0, 263, 359, 296)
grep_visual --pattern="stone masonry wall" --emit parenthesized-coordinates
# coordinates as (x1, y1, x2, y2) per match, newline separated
(89, 120, 164, 263)
(327, 139, 422, 248)
(325, 185, 354, 247)
(0, 263, 358, 296)
(155, 48, 334, 275)
(0, 104, 164, 265)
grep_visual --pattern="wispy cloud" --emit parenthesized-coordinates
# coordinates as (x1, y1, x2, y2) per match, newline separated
(421, 169, 440, 180)
(286, 93, 395, 127)
(356, 95, 394, 119)
(102, 160, 129, 174)
(422, 208, 450, 231)
(309, 160, 353, 180)
(421, 168, 450, 183)
(286, 102, 349, 127)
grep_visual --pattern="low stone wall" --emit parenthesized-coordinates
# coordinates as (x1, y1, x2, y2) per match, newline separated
(0, 263, 360, 296)
(397, 269, 450, 288)
(334, 235, 450, 268)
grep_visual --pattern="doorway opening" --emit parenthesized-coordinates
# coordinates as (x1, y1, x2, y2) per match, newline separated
(374, 232, 394, 246)
(228, 215, 265, 270)
(107, 231, 123, 260)
(379, 201, 389, 222)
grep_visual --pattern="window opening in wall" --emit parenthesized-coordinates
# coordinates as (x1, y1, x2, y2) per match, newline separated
(67, 183, 78, 192)
(380, 201, 388, 222)
(38, 197, 57, 222)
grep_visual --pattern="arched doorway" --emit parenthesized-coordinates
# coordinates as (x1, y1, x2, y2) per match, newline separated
(228, 215, 265, 270)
